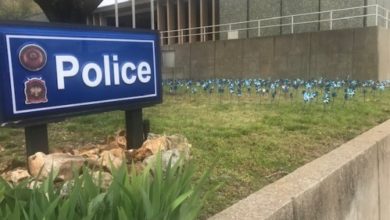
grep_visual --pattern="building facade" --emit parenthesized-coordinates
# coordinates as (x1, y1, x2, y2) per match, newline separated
(92, 0, 390, 44)
(91, 0, 390, 80)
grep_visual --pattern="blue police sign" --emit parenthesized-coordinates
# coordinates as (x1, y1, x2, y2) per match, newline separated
(0, 22, 161, 126)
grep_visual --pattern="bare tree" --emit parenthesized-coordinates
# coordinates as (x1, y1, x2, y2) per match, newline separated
(33, 0, 103, 23)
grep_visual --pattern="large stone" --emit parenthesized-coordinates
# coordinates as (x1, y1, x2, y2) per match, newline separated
(115, 130, 127, 148)
(78, 147, 100, 160)
(138, 135, 192, 169)
(91, 171, 113, 188)
(128, 134, 191, 164)
(147, 134, 191, 153)
(28, 152, 86, 181)
(0, 158, 25, 174)
(128, 147, 153, 162)
(60, 171, 113, 196)
(104, 130, 127, 149)
(142, 136, 170, 154)
(143, 148, 182, 169)
(98, 148, 125, 171)
(1, 168, 30, 184)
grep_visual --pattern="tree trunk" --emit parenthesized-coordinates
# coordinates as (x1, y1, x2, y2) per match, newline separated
(33, 0, 103, 24)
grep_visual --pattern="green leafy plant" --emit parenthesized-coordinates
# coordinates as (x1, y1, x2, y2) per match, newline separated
(0, 155, 214, 220)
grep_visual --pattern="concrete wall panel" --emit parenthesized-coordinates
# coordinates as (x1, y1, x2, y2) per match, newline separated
(273, 34, 311, 78)
(354, 27, 378, 52)
(353, 53, 378, 80)
(219, 0, 248, 39)
(353, 27, 379, 80)
(320, 0, 365, 30)
(309, 29, 354, 79)
(215, 40, 244, 78)
(282, 0, 320, 34)
(257, 37, 275, 78)
(311, 29, 354, 54)
(190, 41, 215, 80)
(242, 39, 263, 78)
(174, 44, 191, 79)
(249, 0, 281, 37)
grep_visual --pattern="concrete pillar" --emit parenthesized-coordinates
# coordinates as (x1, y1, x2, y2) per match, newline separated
(132, 0, 136, 28)
(115, 0, 119, 27)
(157, 0, 167, 44)
(151, 0, 155, 30)
(99, 14, 107, 26)
(212, 0, 216, 41)
(200, 0, 209, 41)
(188, 0, 197, 43)
(177, 0, 185, 44)
(157, 0, 163, 30)
(92, 14, 96, 26)
(86, 17, 89, 25)
(91, 14, 100, 26)
(167, 0, 175, 44)
(93, 14, 101, 26)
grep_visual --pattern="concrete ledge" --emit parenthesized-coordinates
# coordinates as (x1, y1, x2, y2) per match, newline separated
(209, 120, 390, 220)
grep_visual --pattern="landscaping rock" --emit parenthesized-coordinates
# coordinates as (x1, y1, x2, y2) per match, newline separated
(115, 130, 127, 148)
(79, 147, 100, 160)
(0, 158, 25, 174)
(60, 171, 113, 196)
(1, 168, 30, 184)
(91, 171, 113, 188)
(28, 180, 43, 189)
(98, 149, 125, 171)
(165, 135, 192, 158)
(133, 134, 192, 169)
(142, 136, 170, 154)
(143, 148, 182, 169)
(2, 132, 192, 185)
(129, 134, 191, 160)
(128, 147, 153, 162)
(28, 152, 86, 181)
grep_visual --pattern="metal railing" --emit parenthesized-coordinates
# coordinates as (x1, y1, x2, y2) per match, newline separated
(160, 4, 390, 45)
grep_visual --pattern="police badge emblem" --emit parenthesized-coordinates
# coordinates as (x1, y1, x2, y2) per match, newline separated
(19, 44, 47, 71)
(24, 78, 48, 104)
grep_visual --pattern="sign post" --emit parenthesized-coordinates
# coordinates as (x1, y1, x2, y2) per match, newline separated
(25, 124, 49, 156)
(0, 22, 162, 155)
(125, 109, 144, 149)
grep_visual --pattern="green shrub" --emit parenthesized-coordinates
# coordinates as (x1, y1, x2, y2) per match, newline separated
(0, 156, 213, 220)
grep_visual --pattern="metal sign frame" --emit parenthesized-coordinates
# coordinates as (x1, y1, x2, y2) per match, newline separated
(0, 21, 162, 127)
(0, 21, 162, 155)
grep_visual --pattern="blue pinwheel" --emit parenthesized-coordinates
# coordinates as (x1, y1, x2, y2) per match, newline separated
(323, 92, 331, 104)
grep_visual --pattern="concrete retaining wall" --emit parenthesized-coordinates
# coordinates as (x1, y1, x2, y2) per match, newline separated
(162, 26, 382, 80)
(209, 119, 390, 220)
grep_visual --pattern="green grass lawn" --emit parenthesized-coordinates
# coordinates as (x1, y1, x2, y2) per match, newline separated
(1, 89, 390, 218)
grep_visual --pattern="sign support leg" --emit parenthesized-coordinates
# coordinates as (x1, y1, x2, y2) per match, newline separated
(125, 108, 144, 149)
(25, 124, 49, 157)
